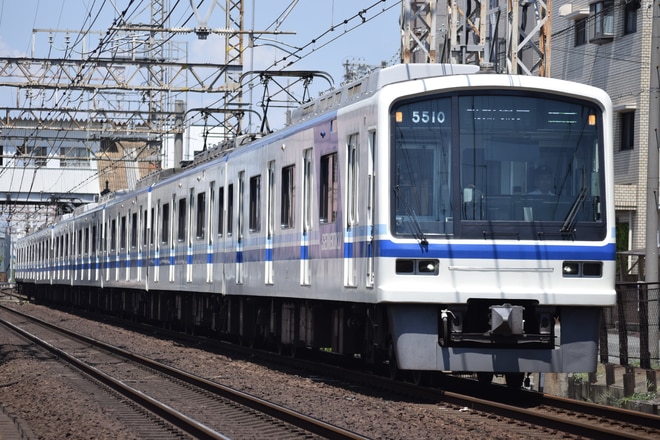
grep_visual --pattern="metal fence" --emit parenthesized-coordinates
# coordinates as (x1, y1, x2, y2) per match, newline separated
(603, 283, 660, 368)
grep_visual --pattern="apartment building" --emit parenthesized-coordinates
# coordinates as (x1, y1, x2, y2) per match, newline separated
(552, 0, 648, 273)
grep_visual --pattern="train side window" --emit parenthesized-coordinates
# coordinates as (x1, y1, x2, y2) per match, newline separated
(189, 189, 195, 245)
(102, 223, 107, 253)
(228, 183, 234, 236)
(218, 186, 225, 237)
(161, 203, 170, 244)
(150, 207, 155, 245)
(320, 152, 338, 223)
(84, 227, 89, 254)
(249, 174, 261, 232)
(196, 191, 206, 239)
(120, 215, 127, 250)
(78, 229, 83, 256)
(238, 173, 245, 240)
(92, 225, 97, 253)
(281, 164, 295, 229)
(267, 162, 275, 238)
(111, 219, 117, 251)
(131, 212, 138, 248)
(347, 134, 359, 227)
(142, 209, 147, 246)
(303, 149, 312, 233)
(208, 182, 215, 240)
(177, 197, 187, 242)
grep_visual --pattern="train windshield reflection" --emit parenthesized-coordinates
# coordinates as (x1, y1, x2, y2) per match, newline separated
(392, 91, 604, 239)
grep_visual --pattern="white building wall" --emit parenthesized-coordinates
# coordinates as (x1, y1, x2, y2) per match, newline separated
(552, 0, 651, 252)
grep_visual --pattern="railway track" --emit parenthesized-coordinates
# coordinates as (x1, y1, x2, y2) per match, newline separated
(3, 299, 659, 439)
(0, 305, 367, 440)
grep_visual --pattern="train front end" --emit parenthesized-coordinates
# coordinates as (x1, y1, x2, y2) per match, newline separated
(378, 72, 615, 376)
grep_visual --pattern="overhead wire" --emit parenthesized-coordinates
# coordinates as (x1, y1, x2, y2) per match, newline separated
(6, 0, 481, 229)
(2, 0, 146, 227)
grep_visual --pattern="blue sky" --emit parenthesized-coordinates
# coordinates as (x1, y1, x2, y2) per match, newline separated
(0, 0, 402, 130)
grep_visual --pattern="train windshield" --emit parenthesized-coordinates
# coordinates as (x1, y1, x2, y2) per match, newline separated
(391, 91, 605, 241)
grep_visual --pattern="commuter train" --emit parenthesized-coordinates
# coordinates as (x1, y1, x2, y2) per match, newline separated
(15, 63, 616, 386)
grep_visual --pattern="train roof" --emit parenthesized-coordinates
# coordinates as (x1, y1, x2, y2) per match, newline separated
(289, 63, 480, 124)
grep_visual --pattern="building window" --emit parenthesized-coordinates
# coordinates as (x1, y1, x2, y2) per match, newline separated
(60, 145, 90, 168)
(624, 0, 639, 35)
(22, 146, 48, 167)
(620, 111, 635, 151)
(575, 18, 587, 46)
(590, 1, 614, 43)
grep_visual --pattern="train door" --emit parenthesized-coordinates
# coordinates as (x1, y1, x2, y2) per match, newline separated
(319, 150, 340, 288)
(84, 225, 90, 281)
(130, 210, 138, 281)
(344, 133, 359, 288)
(92, 222, 98, 282)
(49, 226, 54, 283)
(265, 162, 275, 284)
(169, 195, 176, 283)
(366, 130, 375, 288)
(121, 213, 128, 281)
(216, 183, 226, 292)
(138, 206, 145, 283)
(301, 149, 312, 285)
(207, 181, 214, 284)
(102, 208, 108, 285)
(236, 171, 244, 284)
(75, 226, 81, 282)
(187, 189, 194, 283)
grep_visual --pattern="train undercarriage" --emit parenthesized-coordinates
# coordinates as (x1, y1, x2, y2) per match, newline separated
(18, 283, 598, 389)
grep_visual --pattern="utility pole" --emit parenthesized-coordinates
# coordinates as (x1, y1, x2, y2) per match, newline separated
(645, 0, 660, 363)
(401, 0, 549, 75)
(401, 0, 437, 63)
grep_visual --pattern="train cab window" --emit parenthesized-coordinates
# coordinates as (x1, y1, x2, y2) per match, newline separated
(161, 203, 170, 244)
(320, 152, 338, 223)
(392, 92, 605, 241)
(281, 165, 295, 229)
(196, 191, 206, 239)
(177, 197, 187, 241)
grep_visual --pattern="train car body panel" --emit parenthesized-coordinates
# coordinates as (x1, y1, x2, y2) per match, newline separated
(15, 63, 615, 377)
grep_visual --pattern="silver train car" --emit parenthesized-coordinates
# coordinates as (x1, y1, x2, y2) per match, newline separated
(15, 64, 616, 385)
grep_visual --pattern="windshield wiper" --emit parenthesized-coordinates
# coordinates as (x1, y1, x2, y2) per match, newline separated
(560, 186, 587, 234)
(393, 185, 428, 246)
